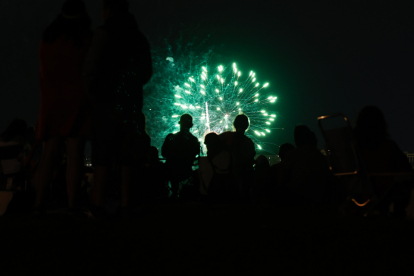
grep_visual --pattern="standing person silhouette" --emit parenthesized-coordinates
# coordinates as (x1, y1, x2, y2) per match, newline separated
(161, 114, 200, 198)
(219, 114, 256, 199)
(34, 0, 92, 216)
(83, 0, 152, 218)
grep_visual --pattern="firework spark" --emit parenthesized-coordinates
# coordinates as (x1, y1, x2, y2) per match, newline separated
(144, 58, 278, 155)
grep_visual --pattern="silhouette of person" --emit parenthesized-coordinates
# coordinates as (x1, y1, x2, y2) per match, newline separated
(255, 143, 295, 203)
(284, 125, 330, 203)
(34, 0, 92, 215)
(161, 114, 200, 198)
(354, 106, 412, 216)
(219, 114, 256, 198)
(82, 0, 152, 217)
(204, 132, 224, 159)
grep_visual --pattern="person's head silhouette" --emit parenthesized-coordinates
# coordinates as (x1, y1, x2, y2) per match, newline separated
(102, 0, 130, 21)
(278, 143, 295, 161)
(233, 114, 249, 134)
(294, 125, 317, 148)
(179, 114, 193, 131)
(354, 105, 389, 149)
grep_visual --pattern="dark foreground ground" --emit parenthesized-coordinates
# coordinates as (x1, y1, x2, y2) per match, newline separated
(1, 201, 414, 275)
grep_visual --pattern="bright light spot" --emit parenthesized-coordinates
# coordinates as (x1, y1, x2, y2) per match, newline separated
(218, 65, 223, 73)
(239, 88, 243, 93)
(181, 105, 188, 109)
(261, 110, 265, 113)
(221, 78, 224, 84)
(194, 130, 198, 133)
(189, 105, 195, 109)
(235, 81, 238, 86)
(255, 99, 258, 102)
(239, 108, 242, 110)
(216, 75, 220, 80)
(249, 71, 253, 76)
(254, 131, 261, 136)
(269, 118, 274, 121)
(200, 90, 205, 95)
(174, 103, 180, 106)
(238, 72, 241, 77)
(185, 90, 191, 94)
(236, 102, 239, 105)
(220, 121, 223, 123)
(185, 83, 190, 87)
(252, 78, 256, 82)
(233, 63, 236, 68)
(200, 84, 205, 88)
(172, 115, 179, 118)
(215, 89, 219, 93)
(263, 83, 269, 88)
(255, 83, 259, 87)
(265, 129, 270, 133)
(201, 75, 206, 80)
(258, 145, 262, 149)
(189, 77, 195, 83)
(202, 66, 207, 72)
(261, 132, 265, 136)
(219, 97, 223, 100)
(270, 114, 276, 117)
(196, 106, 201, 109)
(217, 107, 220, 110)
(175, 95, 182, 98)
(255, 93, 259, 97)
(266, 122, 270, 125)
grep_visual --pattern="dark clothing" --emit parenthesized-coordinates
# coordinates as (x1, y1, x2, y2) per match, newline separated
(284, 145, 331, 202)
(161, 130, 200, 182)
(85, 12, 152, 108)
(219, 131, 256, 195)
(37, 35, 92, 140)
(358, 139, 412, 198)
(84, 13, 152, 166)
(91, 103, 150, 166)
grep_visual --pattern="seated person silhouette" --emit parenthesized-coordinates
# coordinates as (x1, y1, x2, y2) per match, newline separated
(161, 114, 200, 198)
(198, 132, 233, 197)
(284, 125, 330, 203)
(254, 143, 295, 203)
(0, 119, 28, 190)
(354, 105, 412, 216)
(219, 114, 256, 198)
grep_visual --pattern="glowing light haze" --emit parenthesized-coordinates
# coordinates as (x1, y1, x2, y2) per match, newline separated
(144, 54, 278, 154)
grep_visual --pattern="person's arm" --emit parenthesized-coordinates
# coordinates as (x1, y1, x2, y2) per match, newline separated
(82, 27, 108, 96)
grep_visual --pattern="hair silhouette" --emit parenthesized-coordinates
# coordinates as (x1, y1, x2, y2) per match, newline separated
(294, 125, 317, 147)
(354, 105, 389, 149)
(42, 0, 92, 48)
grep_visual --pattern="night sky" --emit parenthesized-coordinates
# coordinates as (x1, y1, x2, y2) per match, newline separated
(1, 0, 413, 153)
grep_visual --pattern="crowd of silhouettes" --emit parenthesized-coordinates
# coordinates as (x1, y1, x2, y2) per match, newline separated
(0, 0, 413, 219)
